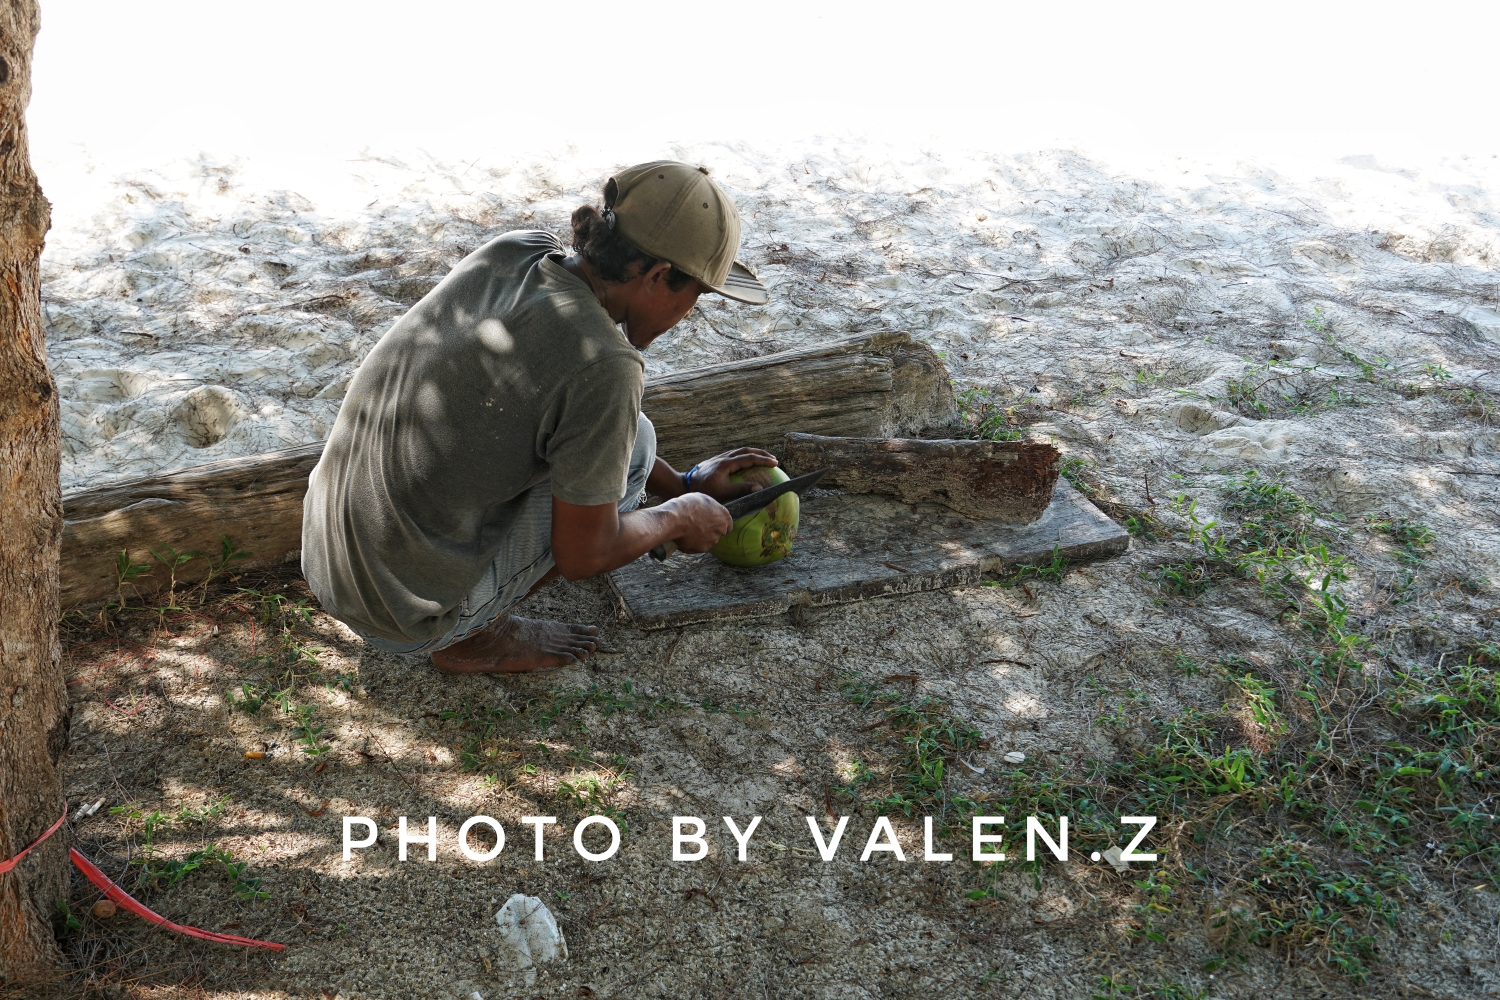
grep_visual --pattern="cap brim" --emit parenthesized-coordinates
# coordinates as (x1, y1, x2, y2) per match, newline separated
(704, 260, 769, 305)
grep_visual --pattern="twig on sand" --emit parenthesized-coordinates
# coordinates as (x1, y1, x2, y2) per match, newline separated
(682, 886, 718, 911)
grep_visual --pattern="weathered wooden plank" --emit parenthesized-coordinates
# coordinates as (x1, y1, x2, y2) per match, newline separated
(60, 332, 956, 608)
(780, 433, 1060, 522)
(606, 483, 1130, 630)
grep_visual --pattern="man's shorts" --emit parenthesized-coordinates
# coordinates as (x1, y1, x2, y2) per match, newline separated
(355, 413, 656, 655)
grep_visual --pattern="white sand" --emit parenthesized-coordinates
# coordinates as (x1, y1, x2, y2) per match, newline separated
(41, 142, 1500, 579)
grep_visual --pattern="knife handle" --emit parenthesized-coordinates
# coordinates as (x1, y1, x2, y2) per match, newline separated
(649, 539, 678, 561)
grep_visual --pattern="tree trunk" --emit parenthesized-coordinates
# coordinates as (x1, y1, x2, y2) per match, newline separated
(0, 0, 66, 979)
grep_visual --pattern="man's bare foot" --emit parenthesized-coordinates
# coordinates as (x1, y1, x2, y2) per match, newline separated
(431, 614, 599, 674)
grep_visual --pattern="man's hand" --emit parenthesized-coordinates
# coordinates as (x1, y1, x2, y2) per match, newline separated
(551, 490, 735, 580)
(688, 447, 779, 502)
(659, 492, 734, 552)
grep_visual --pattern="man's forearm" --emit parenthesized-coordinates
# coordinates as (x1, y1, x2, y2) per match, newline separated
(552, 499, 690, 580)
(645, 456, 688, 499)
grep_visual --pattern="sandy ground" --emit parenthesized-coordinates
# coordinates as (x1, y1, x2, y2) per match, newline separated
(26, 143, 1500, 999)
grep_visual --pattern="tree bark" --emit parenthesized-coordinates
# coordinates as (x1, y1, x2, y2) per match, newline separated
(779, 433, 1060, 522)
(0, 0, 66, 979)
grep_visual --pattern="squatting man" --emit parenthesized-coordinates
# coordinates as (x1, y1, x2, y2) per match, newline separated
(303, 162, 777, 672)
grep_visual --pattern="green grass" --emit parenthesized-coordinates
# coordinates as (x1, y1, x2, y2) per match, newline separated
(1092, 975, 1208, 999)
(107, 797, 266, 901)
(833, 673, 985, 823)
(1155, 559, 1212, 598)
(440, 681, 740, 815)
(1186, 316, 1463, 419)
(1210, 839, 1404, 979)
(826, 655, 1451, 981)
(955, 639, 1498, 980)
(532, 680, 689, 730)
(557, 768, 633, 829)
(1364, 514, 1435, 565)
(955, 385, 1026, 441)
(1154, 473, 1357, 633)
(985, 545, 1070, 588)
(831, 612, 1494, 981)
(215, 585, 342, 761)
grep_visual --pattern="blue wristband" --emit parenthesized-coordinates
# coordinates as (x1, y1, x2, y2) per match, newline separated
(683, 464, 700, 493)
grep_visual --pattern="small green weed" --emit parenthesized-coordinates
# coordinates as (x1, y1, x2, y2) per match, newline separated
(225, 682, 269, 714)
(149, 544, 201, 610)
(291, 704, 331, 756)
(155, 844, 268, 900)
(699, 700, 760, 719)
(113, 550, 150, 610)
(237, 588, 323, 677)
(998, 545, 1069, 586)
(1365, 514, 1435, 565)
(108, 798, 266, 900)
(1156, 560, 1213, 598)
(533, 681, 688, 731)
(193, 534, 252, 601)
(1059, 455, 1092, 493)
(1092, 974, 1207, 999)
(557, 769, 633, 829)
(956, 386, 1025, 441)
(110, 534, 252, 615)
(1173, 652, 1204, 676)
(1445, 384, 1499, 423)
(836, 673, 985, 823)
(1231, 672, 1285, 736)
(441, 700, 514, 779)
(58, 900, 84, 932)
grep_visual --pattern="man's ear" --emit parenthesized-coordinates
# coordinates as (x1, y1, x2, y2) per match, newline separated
(642, 260, 675, 291)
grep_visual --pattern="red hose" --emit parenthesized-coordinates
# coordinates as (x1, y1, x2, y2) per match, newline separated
(0, 802, 67, 875)
(69, 848, 286, 951)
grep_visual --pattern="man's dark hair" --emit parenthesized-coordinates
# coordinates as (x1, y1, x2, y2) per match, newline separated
(570, 180, 697, 290)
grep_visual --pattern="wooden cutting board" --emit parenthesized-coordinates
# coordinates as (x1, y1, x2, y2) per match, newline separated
(606, 482, 1129, 629)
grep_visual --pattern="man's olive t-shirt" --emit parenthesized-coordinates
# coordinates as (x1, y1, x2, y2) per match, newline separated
(302, 231, 645, 643)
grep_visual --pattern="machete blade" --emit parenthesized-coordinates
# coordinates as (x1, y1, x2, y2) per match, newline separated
(722, 467, 830, 520)
(648, 467, 829, 561)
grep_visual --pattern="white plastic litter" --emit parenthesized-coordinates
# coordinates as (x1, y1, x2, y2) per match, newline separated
(1102, 846, 1130, 873)
(1003, 751, 1026, 764)
(494, 894, 568, 986)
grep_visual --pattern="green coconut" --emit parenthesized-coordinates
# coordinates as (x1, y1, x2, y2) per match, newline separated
(709, 465, 800, 567)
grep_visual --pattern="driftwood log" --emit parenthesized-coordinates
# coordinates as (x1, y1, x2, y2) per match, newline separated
(780, 433, 1060, 522)
(645, 331, 952, 469)
(60, 332, 955, 608)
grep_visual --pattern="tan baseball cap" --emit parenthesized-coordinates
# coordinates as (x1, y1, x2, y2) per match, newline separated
(606, 160, 769, 305)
